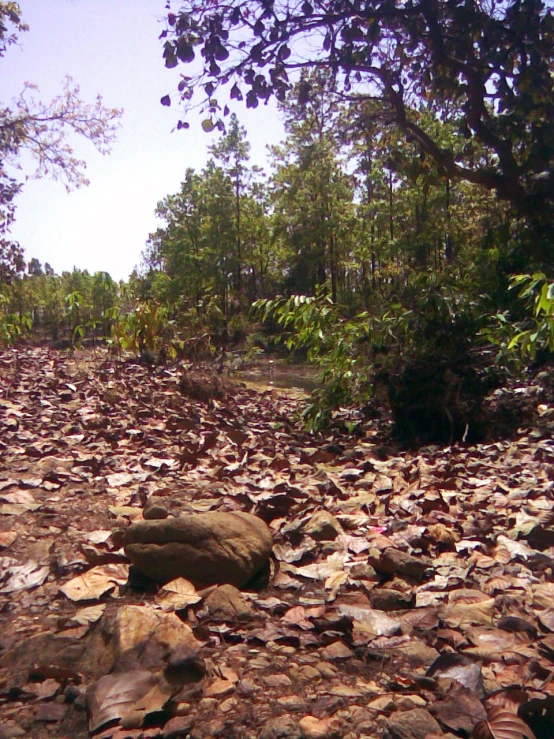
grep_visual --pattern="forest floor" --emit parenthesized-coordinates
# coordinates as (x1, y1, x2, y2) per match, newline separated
(0, 347, 553, 739)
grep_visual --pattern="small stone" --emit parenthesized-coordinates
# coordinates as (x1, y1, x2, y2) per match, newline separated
(371, 548, 430, 582)
(203, 584, 253, 621)
(395, 695, 427, 710)
(370, 589, 415, 611)
(259, 715, 303, 739)
(303, 511, 343, 541)
(62, 684, 82, 703)
(163, 715, 195, 738)
(386, 708, 442, 739)
(143, 503, 169, 520)
(349, 563, 379, 581)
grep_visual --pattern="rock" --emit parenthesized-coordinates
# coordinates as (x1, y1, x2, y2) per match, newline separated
(371, 548, 430, 582)
(303, 511, 343, 541)
(386, 708, 442, 739)
(370, 589, 415, 611)
(349, 563, 379, 581)
(163, 715, 195, 738)
(123, 511, 273, 587)
(110, 605, 205, 683)
(143, 503, 169, 520)
(259, 715, 303, 739)
(203, 584, 253, 621)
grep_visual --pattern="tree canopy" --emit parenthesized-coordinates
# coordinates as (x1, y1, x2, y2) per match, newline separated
(162, 0, 554, 262)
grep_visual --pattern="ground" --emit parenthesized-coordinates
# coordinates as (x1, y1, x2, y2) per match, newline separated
(0, 347, 553, 739)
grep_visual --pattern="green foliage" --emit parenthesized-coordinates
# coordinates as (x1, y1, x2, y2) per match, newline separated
(254, 288, 413, 430)
(506, 273, 554, 362)
(107, 300, 170, 358)
(0, 292, 31, 345)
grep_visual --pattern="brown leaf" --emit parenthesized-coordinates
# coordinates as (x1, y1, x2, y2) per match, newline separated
(474, 706, 537, 739)
(441, 597, 495, 629)
(155, 578, 202, 611)
(87, 670, 170, 733)
(59, 563, 128, 601)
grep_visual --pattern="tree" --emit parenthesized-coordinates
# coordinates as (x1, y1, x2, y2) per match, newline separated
(270, 74, 356, 302)
(162, 0, 554, 264)
(209, 113, 252, 301)
(0, 2, 122, 283)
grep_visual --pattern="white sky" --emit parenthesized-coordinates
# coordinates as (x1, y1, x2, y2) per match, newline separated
(3, 0, 285, 281)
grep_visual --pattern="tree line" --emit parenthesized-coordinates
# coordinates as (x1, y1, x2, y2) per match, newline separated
(139, 80, 509, 318)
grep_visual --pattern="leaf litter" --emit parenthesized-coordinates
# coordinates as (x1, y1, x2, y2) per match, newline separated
(0, 347, 552, 738)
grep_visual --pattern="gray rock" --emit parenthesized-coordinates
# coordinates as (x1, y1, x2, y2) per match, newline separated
(386, 708, 442, 739)
(123, 511, 273, 587)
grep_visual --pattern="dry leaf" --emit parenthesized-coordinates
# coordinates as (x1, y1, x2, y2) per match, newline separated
(442, 598, 495, 629)
(87, 671, 170, 733)
(474, 706, 537, 739)
(0, 558, 49, 593)
(60, 563, 128, 601)
(155, 577, 201, 611)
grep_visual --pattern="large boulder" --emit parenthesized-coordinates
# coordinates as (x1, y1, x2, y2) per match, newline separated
(123, 512, 272, 587)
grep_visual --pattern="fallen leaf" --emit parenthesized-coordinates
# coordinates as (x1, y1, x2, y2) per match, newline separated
(0, 558, 49, 593)
(156, 578, 202, 611)
(474, 705, 537, 739)
(60, 563, 128, 601)
(87, 670, 170, 733)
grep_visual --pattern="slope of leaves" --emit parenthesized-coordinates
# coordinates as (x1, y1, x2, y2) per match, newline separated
(0, 348, 553, 739)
